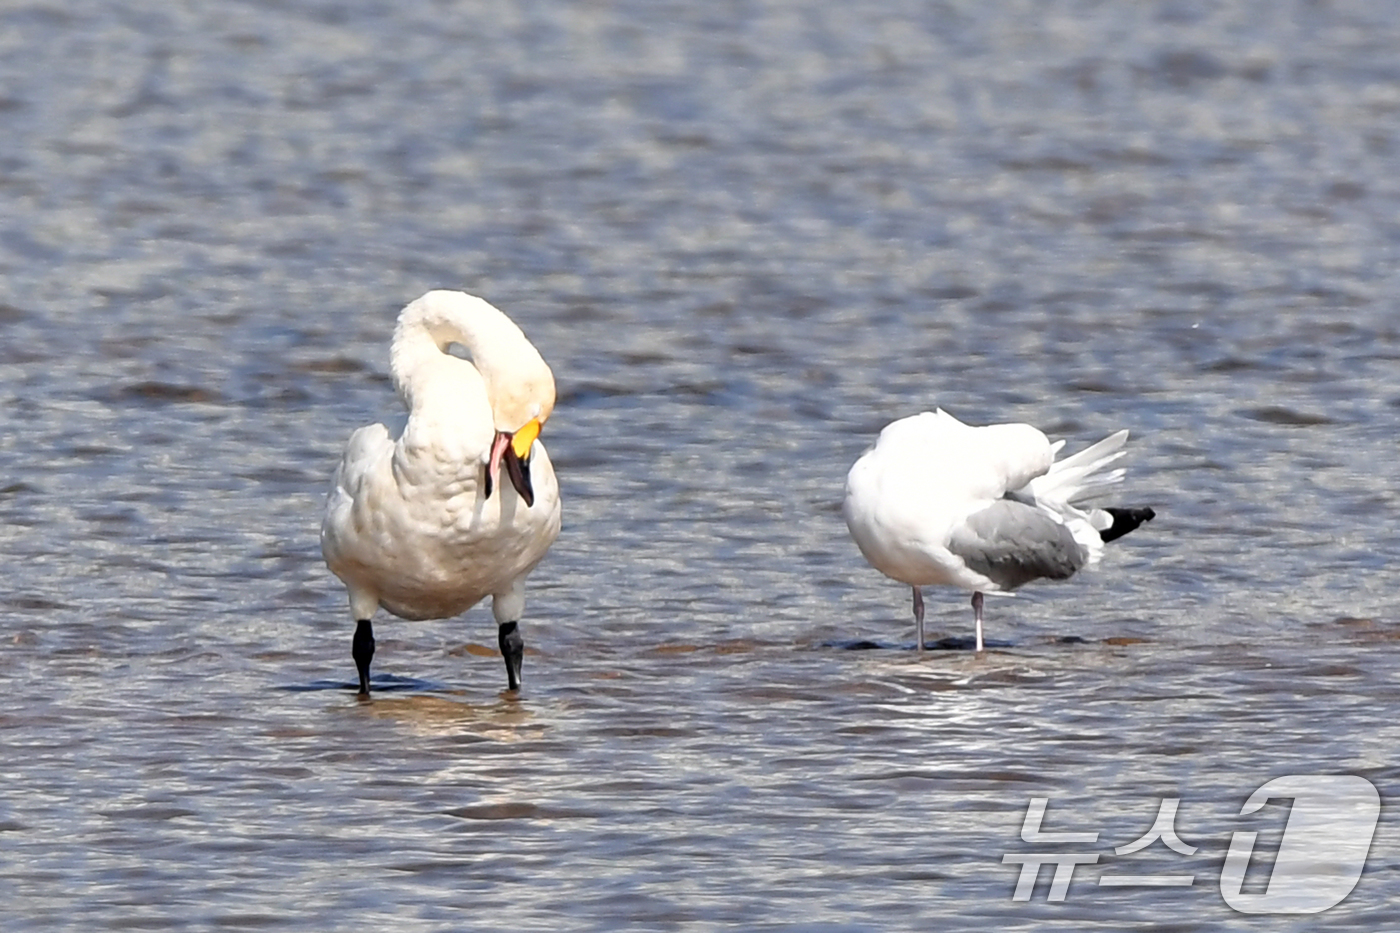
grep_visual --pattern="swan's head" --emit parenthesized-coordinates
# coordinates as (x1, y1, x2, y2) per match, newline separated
(487, 372, 553, 509)
(487, 362, 555, 458)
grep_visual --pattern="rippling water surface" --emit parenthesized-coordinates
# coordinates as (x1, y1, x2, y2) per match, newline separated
(4, 1, 1400, 929)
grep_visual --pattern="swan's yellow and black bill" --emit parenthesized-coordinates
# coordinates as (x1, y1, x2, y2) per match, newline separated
(511, 417, 541, 459)
(503, 444, 534, 507)
(485, 423, 539, 506)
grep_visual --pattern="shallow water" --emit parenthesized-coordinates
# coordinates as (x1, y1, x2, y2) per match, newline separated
(4, 0, 1400, 929)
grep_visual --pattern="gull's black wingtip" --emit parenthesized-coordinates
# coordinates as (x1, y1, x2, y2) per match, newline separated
(1101, 506, 1155, 543)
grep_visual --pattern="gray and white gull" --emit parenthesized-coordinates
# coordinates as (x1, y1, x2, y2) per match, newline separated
(843, 409, 1153, 652)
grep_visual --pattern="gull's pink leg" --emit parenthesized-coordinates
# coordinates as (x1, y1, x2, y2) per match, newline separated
(912, 586, 925, 652)
(972, 591, 985, 652)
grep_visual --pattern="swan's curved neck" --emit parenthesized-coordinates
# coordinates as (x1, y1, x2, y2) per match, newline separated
(388, 291, 554, 431)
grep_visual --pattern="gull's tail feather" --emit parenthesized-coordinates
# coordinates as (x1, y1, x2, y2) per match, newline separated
(1024, 429, 1130, 508)
(1099, 506, 1156, 543)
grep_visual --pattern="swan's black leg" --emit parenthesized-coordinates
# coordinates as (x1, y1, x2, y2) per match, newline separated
(353, 619, 375, 695)
(498, 620, 523, 691)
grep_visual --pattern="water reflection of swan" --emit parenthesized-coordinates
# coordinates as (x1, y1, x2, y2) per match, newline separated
(321, 290, 561, 695)
(844, 409, 1153, 653)
(364, 693, 542, 742)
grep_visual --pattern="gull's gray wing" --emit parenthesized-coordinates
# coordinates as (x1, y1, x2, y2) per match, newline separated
(946, 499, 1088, 590)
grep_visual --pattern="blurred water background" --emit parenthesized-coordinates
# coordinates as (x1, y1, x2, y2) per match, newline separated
(3, 0, 1400, 929)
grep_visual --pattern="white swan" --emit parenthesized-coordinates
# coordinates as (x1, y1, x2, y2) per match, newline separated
(843, 409, 1153, 652)
(320, 290, 562, 694)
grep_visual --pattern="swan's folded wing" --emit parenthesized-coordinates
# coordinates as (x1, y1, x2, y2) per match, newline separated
(322, 423, 394, 553)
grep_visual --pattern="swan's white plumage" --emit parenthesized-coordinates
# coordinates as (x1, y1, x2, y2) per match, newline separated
(843, 409, 1144, 650)
(320, 290, 561, 686)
